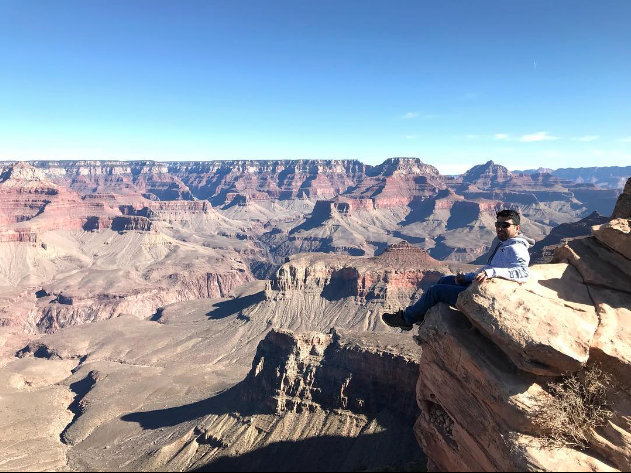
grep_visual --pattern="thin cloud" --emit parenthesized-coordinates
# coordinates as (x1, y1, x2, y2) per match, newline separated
(572, 135, 599, 142)
(463, 92, 480, 100)
(405, 134, 419, 140)
(465, 134, 480, 140)
(619, 136, 631, 142)
(494, 134, 511, 141)
(519, 131, 560, 142)
(399, 111, 445, 120)
(400, 112, 419, 120)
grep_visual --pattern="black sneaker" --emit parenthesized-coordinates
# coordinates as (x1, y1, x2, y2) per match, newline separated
(382, 310, 413, 331)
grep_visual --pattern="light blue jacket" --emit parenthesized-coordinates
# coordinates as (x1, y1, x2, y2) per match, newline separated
(465, 235, 535, 283)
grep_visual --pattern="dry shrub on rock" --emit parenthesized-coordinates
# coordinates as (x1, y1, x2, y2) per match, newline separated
(536, 365, 614, 449)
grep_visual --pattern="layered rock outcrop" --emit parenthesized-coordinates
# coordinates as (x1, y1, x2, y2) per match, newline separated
(131, 328, 427, 471)
(0, 163, 258, 336)
(0, 163, 150, 238)
(461, 160, 512, 188)
(3, 312, 427, 472)
(0, 226, 254, 336)
(14, 159, 621, 215)
(270, 241, 469, 305)
(413, 177, 631, 471)
(243, 329, 422, 420)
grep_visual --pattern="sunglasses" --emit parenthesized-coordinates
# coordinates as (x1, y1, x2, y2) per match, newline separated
(495, 222, 516, 229)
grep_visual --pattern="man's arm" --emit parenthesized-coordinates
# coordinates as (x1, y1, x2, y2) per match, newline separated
(482, 245, 530, 283)
(463, 271, 479, 283)
(482, 264, 529, 283)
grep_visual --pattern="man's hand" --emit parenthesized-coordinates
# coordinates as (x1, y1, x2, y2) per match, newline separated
(474, 272, 488, 284)
(455, 273, 466, 285)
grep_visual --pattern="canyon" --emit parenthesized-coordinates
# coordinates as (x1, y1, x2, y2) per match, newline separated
(0, 160, 629, 472)
(1, 158, 621, 265)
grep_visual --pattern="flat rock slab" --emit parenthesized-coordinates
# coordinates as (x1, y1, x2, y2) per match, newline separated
(592, 219, 631, 261)
(457, 263, 598, 376)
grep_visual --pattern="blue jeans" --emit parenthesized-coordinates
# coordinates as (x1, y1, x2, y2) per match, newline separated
(404, 276, 471, 324)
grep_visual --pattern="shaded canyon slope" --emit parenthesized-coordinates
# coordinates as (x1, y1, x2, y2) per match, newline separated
(529, 211, 609, 264)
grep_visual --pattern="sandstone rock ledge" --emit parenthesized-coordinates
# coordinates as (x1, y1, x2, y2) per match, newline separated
(414, 184, 631, 472)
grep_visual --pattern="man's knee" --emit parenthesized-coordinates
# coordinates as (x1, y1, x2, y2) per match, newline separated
(437, 275, 456, 285)
(424, 284, 442, 304)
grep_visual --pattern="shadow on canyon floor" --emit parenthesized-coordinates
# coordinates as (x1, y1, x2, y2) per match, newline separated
(120, 383, 263, 430)
(206, 291, 267, 320)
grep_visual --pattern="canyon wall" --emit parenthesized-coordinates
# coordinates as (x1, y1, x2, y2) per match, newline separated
(10, 159, 622, 213)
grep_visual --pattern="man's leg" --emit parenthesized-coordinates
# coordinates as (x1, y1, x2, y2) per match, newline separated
(437, 275, 458, 286)
(404, 283, 468, 324)
(437, 275, 472, 287)
(381, 275, 471, 330)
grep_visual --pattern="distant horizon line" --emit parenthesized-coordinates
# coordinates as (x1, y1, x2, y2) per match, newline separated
(2, 157, 631, 174)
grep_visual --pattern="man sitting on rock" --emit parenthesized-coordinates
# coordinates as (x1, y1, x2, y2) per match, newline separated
(382, 209, 535, 331)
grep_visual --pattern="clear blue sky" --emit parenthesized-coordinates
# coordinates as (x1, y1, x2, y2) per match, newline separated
(1, 1, 629, 174)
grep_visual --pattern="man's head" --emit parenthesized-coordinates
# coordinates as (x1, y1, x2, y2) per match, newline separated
(495, 209, 521, 241)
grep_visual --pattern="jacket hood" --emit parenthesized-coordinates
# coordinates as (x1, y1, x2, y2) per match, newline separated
(505, 234, 536, 248)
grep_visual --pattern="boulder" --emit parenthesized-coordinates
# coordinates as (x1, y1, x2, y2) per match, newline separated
(456, 264, 599, 376)
(611, 178, 631, 220)
(553, 237, 631, 295)
(415, 304, 617, 472)
(592, 219, 631, 261)
(417, 226, 631, 471)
